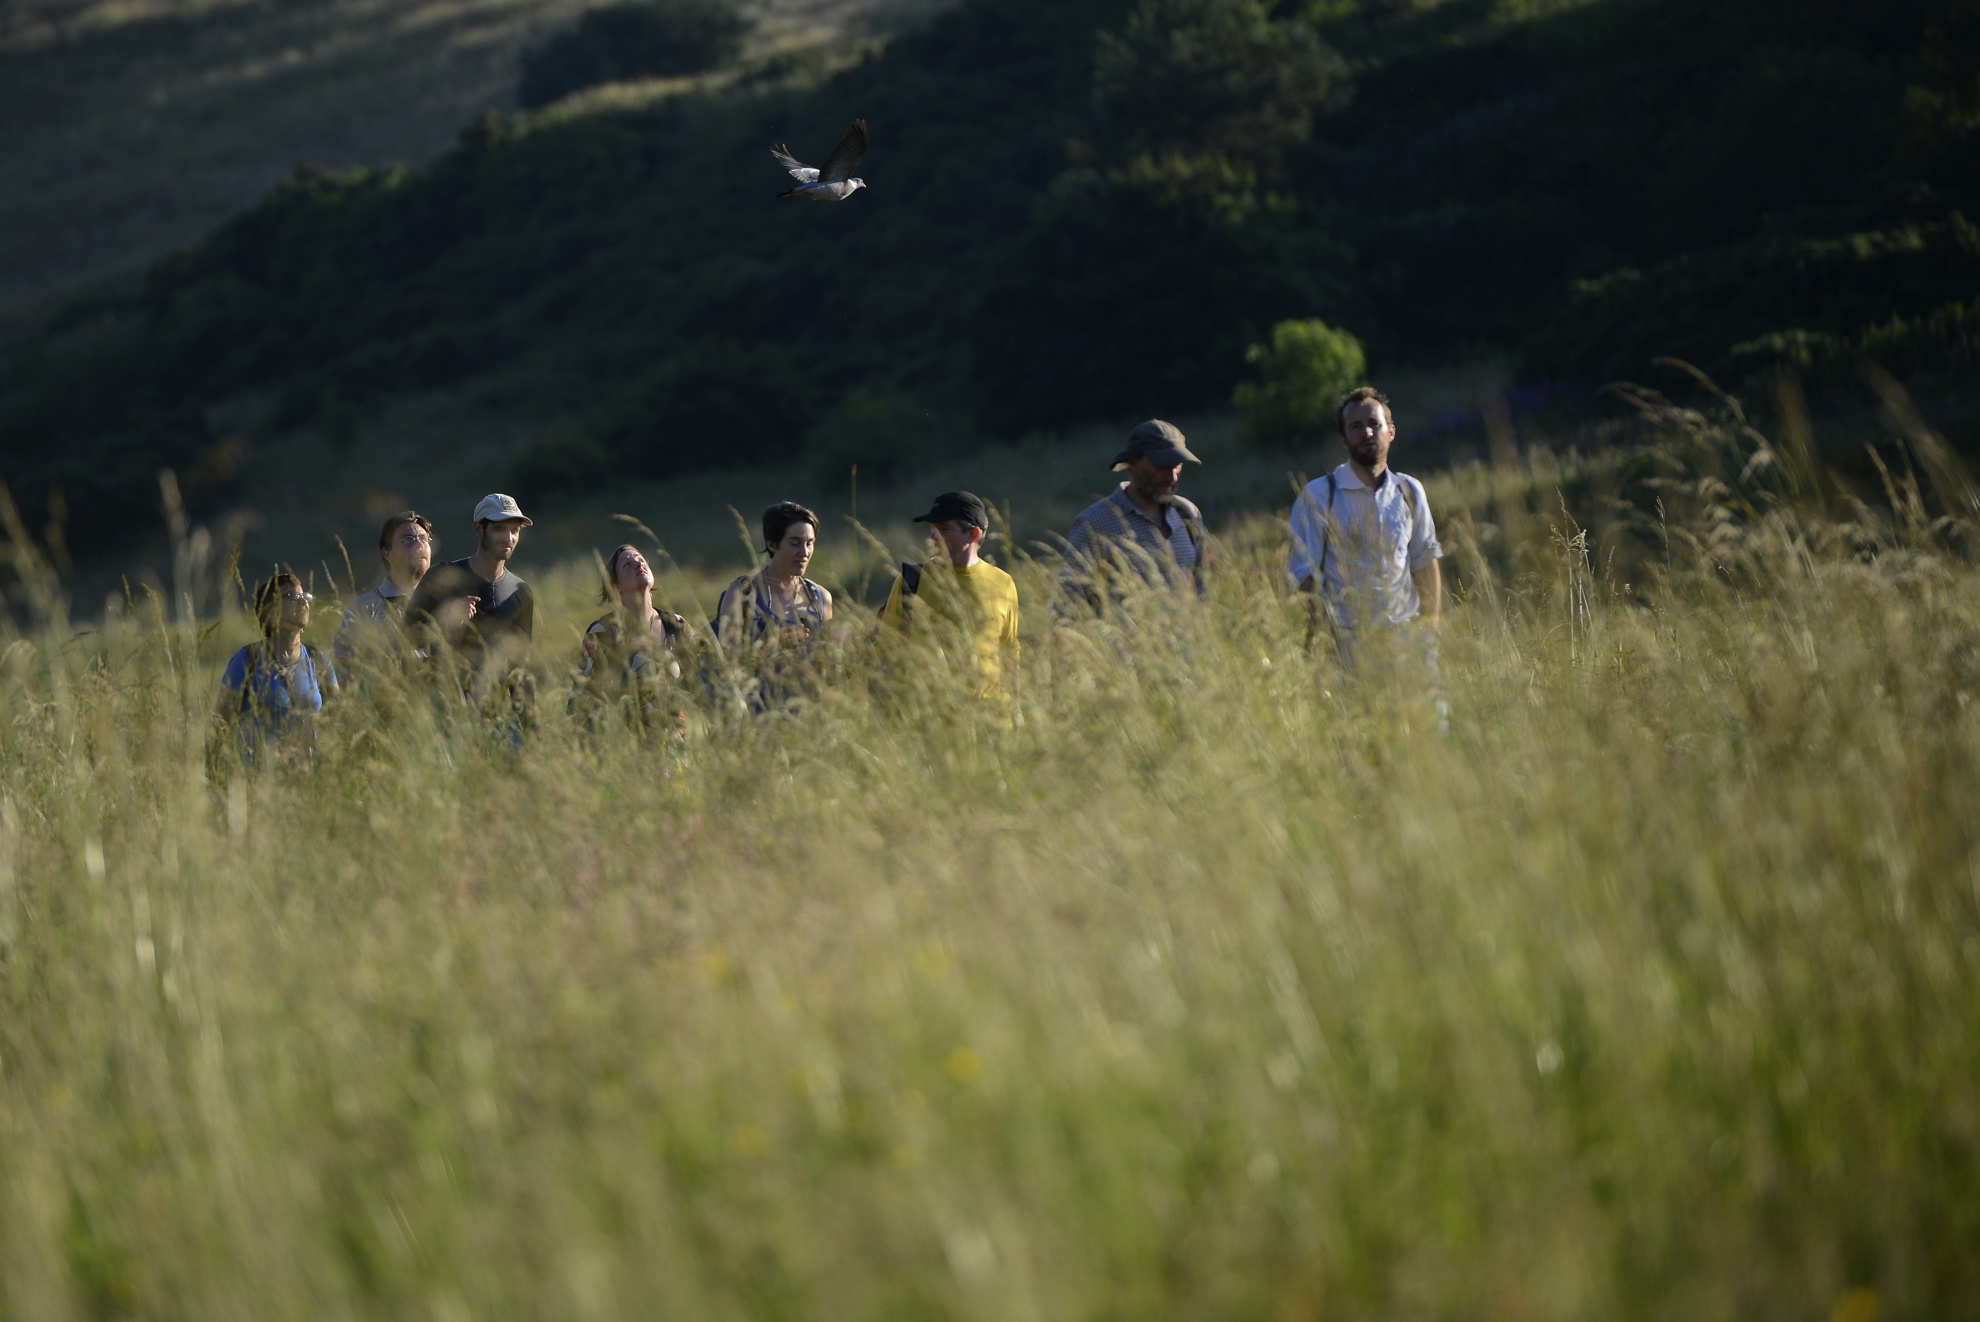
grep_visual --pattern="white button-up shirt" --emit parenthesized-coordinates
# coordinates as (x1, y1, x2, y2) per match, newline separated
(1288, 463, 1441, 630)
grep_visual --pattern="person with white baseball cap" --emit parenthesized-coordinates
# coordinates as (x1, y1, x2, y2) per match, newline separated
(404, 493, 536, 668)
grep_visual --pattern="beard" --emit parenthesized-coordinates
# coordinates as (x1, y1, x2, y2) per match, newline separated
(1133, 475, 1177, 505)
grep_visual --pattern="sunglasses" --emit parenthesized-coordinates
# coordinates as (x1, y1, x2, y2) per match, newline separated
(282, 591, 314, 604)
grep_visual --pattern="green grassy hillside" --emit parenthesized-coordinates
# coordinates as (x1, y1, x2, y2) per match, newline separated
(2, 0, 1976, 555)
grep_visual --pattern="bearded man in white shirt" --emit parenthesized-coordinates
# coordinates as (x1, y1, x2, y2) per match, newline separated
(1289, 387, 1444, 677)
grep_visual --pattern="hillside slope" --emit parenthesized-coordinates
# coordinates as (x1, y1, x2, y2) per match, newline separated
(3, 0, 1975, 546)
(0, 0, 953, 316)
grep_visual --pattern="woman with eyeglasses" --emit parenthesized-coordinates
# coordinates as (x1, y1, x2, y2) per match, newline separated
(215, 569, 339, 765)
(333, 510, 433, 685)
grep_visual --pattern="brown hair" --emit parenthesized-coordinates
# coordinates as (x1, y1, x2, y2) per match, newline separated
(250, 569, 305, 638)
(1336, 386, 1394, 435)
(762, 501, 820, 553)
(598, 543, 646, 604)
(378, 510, 435, 553)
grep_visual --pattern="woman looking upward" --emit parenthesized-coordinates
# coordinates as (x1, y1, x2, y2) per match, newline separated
(577, 543, 688, 734)
(581, 544, 686, 683)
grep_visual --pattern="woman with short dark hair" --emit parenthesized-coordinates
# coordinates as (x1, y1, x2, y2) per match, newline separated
(215, 569, 338, 764)
(711, 502, 835, 713)
(713, 501, 835, 646)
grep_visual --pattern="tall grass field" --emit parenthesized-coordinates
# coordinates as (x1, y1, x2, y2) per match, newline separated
(0, 395, 1975, 1320)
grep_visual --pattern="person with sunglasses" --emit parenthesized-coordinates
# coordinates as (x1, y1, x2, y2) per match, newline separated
(214, 569, 339, 765)
(333, 510, 434, 686)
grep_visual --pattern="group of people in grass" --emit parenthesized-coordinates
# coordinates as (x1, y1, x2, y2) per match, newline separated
(215, 387, 1443, 761)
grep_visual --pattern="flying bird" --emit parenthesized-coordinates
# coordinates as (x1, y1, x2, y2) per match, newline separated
(771, 119, 869, 201)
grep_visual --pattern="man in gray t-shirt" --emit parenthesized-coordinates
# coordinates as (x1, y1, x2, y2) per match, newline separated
(404, 494, 536, 687)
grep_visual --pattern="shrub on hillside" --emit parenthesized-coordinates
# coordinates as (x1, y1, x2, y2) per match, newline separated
(518, 0, 753, 109)
(1233, 319, 1366, 451)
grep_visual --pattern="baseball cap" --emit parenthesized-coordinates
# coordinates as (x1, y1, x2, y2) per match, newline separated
(911, 490, 989, 530)
(1111, 419, 1201, 470)
(472, 493, 533, 526)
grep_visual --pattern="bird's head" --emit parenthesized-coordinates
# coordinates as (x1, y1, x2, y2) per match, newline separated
(850, 177, 867, 192)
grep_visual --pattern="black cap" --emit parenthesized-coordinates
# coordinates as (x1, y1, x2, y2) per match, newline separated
(912, 490, 989, 530)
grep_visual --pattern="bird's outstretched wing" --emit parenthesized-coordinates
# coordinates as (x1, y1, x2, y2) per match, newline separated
(817, 119, 868, 184)
(770, 144, 819, 183)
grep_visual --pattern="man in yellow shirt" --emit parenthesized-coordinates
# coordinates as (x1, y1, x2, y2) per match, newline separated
(882, 490, 1020, 711)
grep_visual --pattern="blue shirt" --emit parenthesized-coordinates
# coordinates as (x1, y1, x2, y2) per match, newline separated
(221, 642, 334, 755)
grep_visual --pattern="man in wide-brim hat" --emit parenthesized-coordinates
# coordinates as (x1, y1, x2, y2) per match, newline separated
(1058, 419, 1207, 612)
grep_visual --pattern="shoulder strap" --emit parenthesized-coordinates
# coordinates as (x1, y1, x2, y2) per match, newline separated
(1319, 475, 1337, 583)
(724, 575, 757, 629)
(1174, 498, 1204, 548)
(304, 644, 330, 693)
(1179, 505, 1205, 589)
(901, 562, 922, 596)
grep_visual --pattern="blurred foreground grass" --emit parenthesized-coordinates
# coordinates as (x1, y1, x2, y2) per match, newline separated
(0, 395, 1977, 1320)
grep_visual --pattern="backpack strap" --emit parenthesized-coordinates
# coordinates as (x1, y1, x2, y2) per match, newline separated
(897, 562, 922, 623)
(1174, 496, 1205, 540)
(304, 643, 332, 699)
(1314, 474, 1337, 586)
(722, 575, 757, 638)
(1178, 501, 1205, 589)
